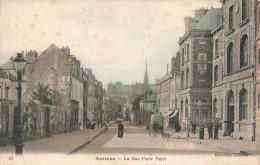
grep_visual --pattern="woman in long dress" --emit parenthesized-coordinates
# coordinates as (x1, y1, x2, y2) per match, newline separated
(117, 122, 124, 138)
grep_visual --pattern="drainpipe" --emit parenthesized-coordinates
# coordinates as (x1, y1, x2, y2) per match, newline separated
(252, 0, 257, 141)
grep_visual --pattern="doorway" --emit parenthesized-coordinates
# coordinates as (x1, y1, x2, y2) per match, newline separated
(227, 91, 234, 135)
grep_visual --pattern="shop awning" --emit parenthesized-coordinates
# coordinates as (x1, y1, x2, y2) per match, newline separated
(170, 110, 179, 118)
(165, 111, 174, 116)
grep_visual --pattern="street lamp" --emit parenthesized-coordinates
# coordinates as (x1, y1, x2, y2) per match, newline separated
(12, 52, 27, 154)
(185, 103, 190, 138)
(197, 100, 201, 126)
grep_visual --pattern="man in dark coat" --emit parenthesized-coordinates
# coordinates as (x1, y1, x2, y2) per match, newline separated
(192, 122, 196, 135)
(214, 123, 219, 140)
(117, 122, 124, 138)
(199, 124, 204, 139)
(208, 121, 213, 139)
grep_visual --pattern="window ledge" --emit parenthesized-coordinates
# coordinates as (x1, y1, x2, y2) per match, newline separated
(238, 18, 249, 28)
(238, 120, 252, 125)
(225, 28, 235, 36)
(213, 55, 219, 60)
(223, 65, 253, 77)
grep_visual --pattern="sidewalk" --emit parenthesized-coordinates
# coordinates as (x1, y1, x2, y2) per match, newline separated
(0, 127, 106, 154)
(164, 127, 260, 154)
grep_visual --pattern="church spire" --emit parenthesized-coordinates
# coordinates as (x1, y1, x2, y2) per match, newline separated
(144, 59, 148, 85)
(144, 59, 149, 97)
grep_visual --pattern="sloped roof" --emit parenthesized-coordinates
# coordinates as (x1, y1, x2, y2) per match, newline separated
(192, 8, 223, 31)
(141, 93, 156, 103)
(149, 84, 156, 91)
(0, 60, 27, 81)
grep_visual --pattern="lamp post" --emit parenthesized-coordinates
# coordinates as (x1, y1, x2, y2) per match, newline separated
(197, 100, 201, 126)
(186, 103, 190, 138)
(12, 52, 27, 154)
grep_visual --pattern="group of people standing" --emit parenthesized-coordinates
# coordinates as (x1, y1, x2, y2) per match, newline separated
(198, 121, 219, 140)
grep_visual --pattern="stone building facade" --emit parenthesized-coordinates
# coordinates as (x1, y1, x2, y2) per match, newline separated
(156, 73, 172, 127)
(213, 0, 258, 140)
(256, 0, 260, 141)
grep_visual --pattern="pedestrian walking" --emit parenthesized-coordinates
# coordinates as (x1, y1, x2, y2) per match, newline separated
(199, 124, 204, 139)
(117, 122, 124, 138)
(214, 123, 219, 140)
(208, 121, 213, 139)
(192, 122, 196, 135)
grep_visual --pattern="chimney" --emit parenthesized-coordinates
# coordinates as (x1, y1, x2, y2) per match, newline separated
(61, 46, 70, 56)
(184, 17, 198, 33)
(27, 50, 38, 63)
(195, 7, 209, 19)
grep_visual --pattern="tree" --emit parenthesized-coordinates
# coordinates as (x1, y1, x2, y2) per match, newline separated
(31, 83, 52, 105)
(132, 94, 144, 110)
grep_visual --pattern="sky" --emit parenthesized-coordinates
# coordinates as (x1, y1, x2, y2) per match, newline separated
(0, 0, 221, 88)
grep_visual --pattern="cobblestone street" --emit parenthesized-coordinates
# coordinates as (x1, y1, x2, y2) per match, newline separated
(76, 122, 257, 155)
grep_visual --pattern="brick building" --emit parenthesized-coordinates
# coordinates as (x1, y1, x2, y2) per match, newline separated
(178, 8, 223, 129)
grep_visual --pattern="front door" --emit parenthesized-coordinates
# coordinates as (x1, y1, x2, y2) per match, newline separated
(227, 105, 234, 135)
(227, 91, 235, 136)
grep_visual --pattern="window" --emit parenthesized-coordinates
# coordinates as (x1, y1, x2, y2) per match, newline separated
(214, 65, 218, 86)
(181, 71, 184, 89)
(198, 54, 207, 71)
(5, 87, 9, 99)
(221, 99, 223, 119)
(242, 0, 248, 20)
(259, 49, 260, 64)
(185, 99, 188, 118)
(229, 6, 234, 29)
(213, 98, 217, 117)
(186, 68, 189, 87)
(187, 44, 190, 60)
(181, 100, 183, 117)
(215, 39, 218, 56)
(227, 43, 233, 73)
(182, 48, 184, 63)
(239, 88, 248, 120)
(240, 35, 248, 68)
(258, 94, 260, 109)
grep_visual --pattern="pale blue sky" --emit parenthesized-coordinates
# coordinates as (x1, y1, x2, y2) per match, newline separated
(0, 0, 221, 87)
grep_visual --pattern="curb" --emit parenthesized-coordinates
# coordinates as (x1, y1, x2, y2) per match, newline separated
(68, 128, 107, 154)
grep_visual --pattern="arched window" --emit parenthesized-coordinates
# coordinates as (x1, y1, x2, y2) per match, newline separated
(213, 98, 217, 118)
(214, 65, 218, 86)
(227, 43, 233, 73)
(181, 100, 183, 117)
(239, 88, 248, 120)
(181, 71, 184, 89)
(242, 0, 248, 20)
(186, 68, 189, 87)
(240, 35, 248, 68)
